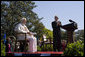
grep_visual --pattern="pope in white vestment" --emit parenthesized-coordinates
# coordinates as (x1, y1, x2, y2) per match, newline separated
(14, 17, 37, 52)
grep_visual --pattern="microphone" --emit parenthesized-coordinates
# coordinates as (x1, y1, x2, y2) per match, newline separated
(69, 19, 75, 23)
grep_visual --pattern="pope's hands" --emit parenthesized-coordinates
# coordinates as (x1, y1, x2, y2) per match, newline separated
(27, 32, 33, 36)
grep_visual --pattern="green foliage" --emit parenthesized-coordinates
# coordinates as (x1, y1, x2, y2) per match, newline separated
(64, 40, 84, 56)
(75, 30, 84, 41)
(1, 1, 45, 38)
(43, 28, 53, 39)
(42, 44, 53, 51)
(37, 44, 53, 51)
(1, 42, 6, 56)
(61, 30, 67, 40)
(37, 45, 42, 51)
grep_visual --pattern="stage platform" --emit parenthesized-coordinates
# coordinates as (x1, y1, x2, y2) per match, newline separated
(6, 51, 63, 56)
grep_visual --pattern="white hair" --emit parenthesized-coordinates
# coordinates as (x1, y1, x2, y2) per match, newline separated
(21, 17, 26, 22)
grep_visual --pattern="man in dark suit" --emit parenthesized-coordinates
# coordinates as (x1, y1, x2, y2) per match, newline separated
(51, 16, 62, 51)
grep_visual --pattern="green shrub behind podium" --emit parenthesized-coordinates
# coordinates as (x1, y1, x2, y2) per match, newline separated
(63, 40, 84, 56)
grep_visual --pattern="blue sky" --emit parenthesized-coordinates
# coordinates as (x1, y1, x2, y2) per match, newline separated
(33, 1, 84, 31)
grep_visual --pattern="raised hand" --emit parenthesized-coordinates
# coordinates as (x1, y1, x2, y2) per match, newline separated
(57, 21, 61, 26)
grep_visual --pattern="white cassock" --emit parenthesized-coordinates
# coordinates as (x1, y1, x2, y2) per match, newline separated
(14, 23, 37, 52)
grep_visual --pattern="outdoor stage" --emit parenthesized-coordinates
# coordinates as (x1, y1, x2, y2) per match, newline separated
(6, 51, 63, 56)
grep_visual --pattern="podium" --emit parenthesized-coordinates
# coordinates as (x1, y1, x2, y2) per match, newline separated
(61, 20, 78, 43)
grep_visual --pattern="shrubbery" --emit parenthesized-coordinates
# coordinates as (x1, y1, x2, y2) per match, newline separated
(64, 40, 84, 56)
(37, 44, 53, 51)
(37, 45, 42, 51)
(1, 42, 6, 56)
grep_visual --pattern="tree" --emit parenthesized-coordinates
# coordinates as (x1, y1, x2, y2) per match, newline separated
(61, 30, 67, 40)
(75, 30, 84, 41)
(1, 1, 45, 38)
(43, 28, 53, 39)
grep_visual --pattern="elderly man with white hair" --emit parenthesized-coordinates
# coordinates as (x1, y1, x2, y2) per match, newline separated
(14, 17, 37, 52)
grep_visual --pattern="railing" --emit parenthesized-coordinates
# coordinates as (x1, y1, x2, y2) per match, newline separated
(41, 38, 53, 51)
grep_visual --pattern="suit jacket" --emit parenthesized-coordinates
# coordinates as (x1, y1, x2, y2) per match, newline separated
(52, 21, 62, 40)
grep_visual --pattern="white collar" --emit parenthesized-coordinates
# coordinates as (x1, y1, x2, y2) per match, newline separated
(55, 21, 58, 23)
